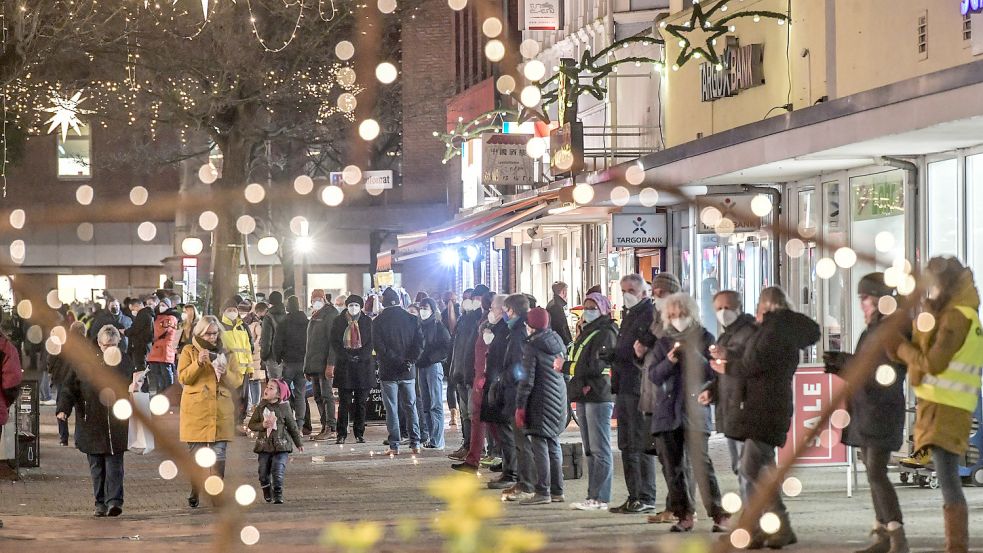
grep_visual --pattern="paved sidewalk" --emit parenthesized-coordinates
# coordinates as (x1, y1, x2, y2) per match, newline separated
(1, 402, 981, 552)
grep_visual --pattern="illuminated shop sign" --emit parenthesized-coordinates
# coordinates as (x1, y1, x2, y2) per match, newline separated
(962, 0, 983, 15)
(699, 37, 765, 102)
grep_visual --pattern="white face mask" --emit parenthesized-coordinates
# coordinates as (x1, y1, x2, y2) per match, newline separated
(223, 309, 238, 321)
(670, 316, 692, 332)
(420, 308, 433, 320)
(582, 309, 601, 323)
(462, 299, 476, 312)
(482, 329, 495, 345)
(623, 293, 640, 309)
(347, 304, 361, 317)
(653, 297, 666, 311)
(716, 309, 738, 328)
(487, 311, 501, 324)
(312, 300, 325, 311)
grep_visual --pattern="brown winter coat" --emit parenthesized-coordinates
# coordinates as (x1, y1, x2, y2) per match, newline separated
(895, 270, 980, 455)
(178, 340, 244, 443)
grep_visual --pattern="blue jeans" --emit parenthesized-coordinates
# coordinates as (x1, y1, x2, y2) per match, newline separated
(381, 380, 420, 450)
(530, 434, 564, 497)
(39, 370, 53, 401)
(258, 452, 289, 490)
(415, 368, 431, 445)
(282, 362, 308, 428)
(578, 402, 614, 503)
(188, 441, 229, 460)
(932, 446, 967, 507)
(419, 363, 445, 448)
(246, 379, 262, 412)
(87, 452, 125, 508)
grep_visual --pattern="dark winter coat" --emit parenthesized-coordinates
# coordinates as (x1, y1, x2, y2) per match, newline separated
(124, 306, 155, 363)
(546, 295, 573, 346)
(260, 303, 287, 362)
(373, 306, 424, 382)
(330, 313, 376, 390)
(56, 350, 135, 455)
(565, 316, 618, 403)
(303, 307, 337, 375)
(516, 328, 568, 438)
(482, 317, 527, 423)
(87, 309, 132, 353)
(730, 309, 821, 447)
(274, 310, 309, 364)
(247, 400, 305, 453)
(479, 320, 511, 423)
(611, 298, 655, 396)
(449, 309, 483, 386)
(707, 313, 757, 438)
(48, 333, 85, 386)
(418, 318, 452, 368)
(647, 328, 715, 435)
(824, 317, 907, 451)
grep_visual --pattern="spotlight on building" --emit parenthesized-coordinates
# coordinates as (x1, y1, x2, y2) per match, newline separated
(464, 244, 480, 262)
(440, 249, 460, 267)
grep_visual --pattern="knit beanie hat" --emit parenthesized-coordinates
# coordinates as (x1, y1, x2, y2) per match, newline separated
(310, 289, 327, 305)
(346, 294, 365, 307)
(652, 272, 681, 295)
(268, 291, 283, 306)
(222, 296, 241, 310)
(274, 378, 291, 402)
(527, 306, 550, 330)
(858, 272, 894, 298)
(381, 287, 401, 307)
(585, 292, 612, 316)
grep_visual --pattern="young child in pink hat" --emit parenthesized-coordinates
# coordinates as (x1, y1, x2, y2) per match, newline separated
(247, 378, 304, 504)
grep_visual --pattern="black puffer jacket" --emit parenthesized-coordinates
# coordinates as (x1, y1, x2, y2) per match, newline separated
(373, 306, 424, 382)
(260, 302, 287, 362)
(516, 328, 568, 438)
(611, 299, 655, 395)
(566, 316, 618, 403)
(480, 319, 511, 423)
(449, 309, 483, 386)
(730, 309, 820, 447)
(647, 328, 714, 435)
(247, 400, 304, 453)
(303, 307, 338, 375)
(483, 317, 527, 423)
(274, 310, 309, 364)
(330, 313, 376, 390)
(824, 317, 907, 451)
(418, 318, 452, 368)
(707, 313, 757, 437)
(56, 350, 135, 455)
(125, 306, 155, 362)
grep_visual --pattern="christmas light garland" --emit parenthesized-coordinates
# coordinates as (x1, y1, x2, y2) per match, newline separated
(662, 0, 788, 69)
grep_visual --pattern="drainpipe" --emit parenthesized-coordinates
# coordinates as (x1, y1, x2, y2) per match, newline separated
(879, 156, 919, 268)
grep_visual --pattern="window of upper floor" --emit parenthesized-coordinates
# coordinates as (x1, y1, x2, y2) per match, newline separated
(57, 123, 91, 179)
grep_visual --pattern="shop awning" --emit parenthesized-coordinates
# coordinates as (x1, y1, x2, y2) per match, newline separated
(390, 190, 561, 263)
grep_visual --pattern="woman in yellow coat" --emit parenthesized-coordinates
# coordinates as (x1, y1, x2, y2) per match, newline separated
(894, 257, 982, 553)
(178, 314, 243, 508)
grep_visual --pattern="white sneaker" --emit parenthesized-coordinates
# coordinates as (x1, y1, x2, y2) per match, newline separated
(40, 400, 56, 406)
(571, 499, 608, 511)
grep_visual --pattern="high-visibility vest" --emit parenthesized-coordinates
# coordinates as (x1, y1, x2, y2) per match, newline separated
(568, 329, 606, 378)
(221, 318, 253, 374)
(914, 305, 983, 413)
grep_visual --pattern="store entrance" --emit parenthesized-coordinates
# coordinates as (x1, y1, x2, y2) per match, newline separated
(696, 232, 775, 336)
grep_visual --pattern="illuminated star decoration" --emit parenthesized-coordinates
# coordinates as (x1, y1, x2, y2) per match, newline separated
(172, 0, 236, 19)
(539, 35, 663, 109)
(664, 0, 788, 68)
(41, 90, 93, 141)
(436, 109, 521, 164)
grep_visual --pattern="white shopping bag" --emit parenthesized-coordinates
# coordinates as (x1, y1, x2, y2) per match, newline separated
(127, 392, 155, 455)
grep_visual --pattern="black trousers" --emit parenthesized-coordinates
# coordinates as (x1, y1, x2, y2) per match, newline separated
(655, 427, 723, 519)
(337, 388, 370, 439)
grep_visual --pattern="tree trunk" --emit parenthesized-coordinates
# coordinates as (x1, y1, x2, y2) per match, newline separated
(210, 132, 252, 313)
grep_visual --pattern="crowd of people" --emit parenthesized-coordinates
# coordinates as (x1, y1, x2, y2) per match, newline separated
(1, 254, 981, 553)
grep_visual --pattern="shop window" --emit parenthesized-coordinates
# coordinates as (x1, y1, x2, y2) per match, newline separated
(927, 159, 960, 258)
(0, 276, 12, 308)
(917, 13, 928, 58)
(964, 13, 972, 42)
(57, 123, 91, 178)
(307, 273, 348, 306)
(57, 274, 107, 305)
(966, 154, 983, 296)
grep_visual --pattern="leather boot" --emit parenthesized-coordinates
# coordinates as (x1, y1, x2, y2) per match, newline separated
(449, 408, 459, 427)
(764, 512, 798, 549)
(273, 487, 284, 504)
(188, 485, 200, 509)
(943, 503, 969, 553)
(855, 524, 889, 553)
(261, 484, 273, 503)
(885, 522, 909, 553)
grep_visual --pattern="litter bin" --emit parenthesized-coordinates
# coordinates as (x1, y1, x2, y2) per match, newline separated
(16, 377, 40, 468)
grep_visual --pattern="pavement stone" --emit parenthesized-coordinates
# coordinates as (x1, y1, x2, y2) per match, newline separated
(0, 401, 981, 552)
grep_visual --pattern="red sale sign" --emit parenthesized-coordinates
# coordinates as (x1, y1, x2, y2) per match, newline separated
(777, 365, 849, 466)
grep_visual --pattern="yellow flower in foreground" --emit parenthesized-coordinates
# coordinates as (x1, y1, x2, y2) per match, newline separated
(427, 472, 481, 503)
(497, 527, 546, 553)
(467, 495, 503, 519)
(321, 521, 383, 553)
(396, 518, 419, 541)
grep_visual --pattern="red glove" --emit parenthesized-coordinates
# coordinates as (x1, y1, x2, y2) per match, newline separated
(515, 408, 527, 429)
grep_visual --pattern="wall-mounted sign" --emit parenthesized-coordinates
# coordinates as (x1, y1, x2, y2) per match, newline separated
(481, 133, 535, 188)
(549, 122, 584, 177)
(696, 195, 763, 234)
(962, 0, 983, 15)
(329, 170, 394, 190)
(524, 0, 562, 31)
(851, 171, 904, 221)
(700, 37, 765, 102)
(612, 212, 668, 248)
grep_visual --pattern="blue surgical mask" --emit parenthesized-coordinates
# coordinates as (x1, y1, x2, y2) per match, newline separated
(582, 309, 601, 323)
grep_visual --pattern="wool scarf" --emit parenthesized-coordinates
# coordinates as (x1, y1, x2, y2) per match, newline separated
(343, 312, 362, 350)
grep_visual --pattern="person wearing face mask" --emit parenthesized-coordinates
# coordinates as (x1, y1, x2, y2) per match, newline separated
(373, 287, 425, 455)
(125, 294, 157, 384)
(454, 293, 507, 472)
(87, 298, 133, 354)
(146, 298, 180, 395)
(220, 297, 256, 427)
(274, 296, 310, 434)
(566, 292, 618, 512)
(447, 284, 491, 462)
(609, 274, 658, 515)
(546, 282, 573, 347)
(823, 274, 909, 553)
(646, 293, 724, 532)
(305, 289, 339, 441)
(330, 295, 374, 444)
(891, 257, 982, 553)
(729, 287, 820, 549)
(260, 291, 288, 379)
(440, 291, 461, 427)
(416, 297, 452, 449)
(700, 290, 757, 501)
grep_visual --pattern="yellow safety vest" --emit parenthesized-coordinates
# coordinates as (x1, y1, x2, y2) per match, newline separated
(914, 305, 983, 413)
(221, 317, 253, 374)
(568, 330, 608, 378)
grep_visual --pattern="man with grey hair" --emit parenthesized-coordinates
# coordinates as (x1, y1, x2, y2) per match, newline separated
(609, 274, 658, 514)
